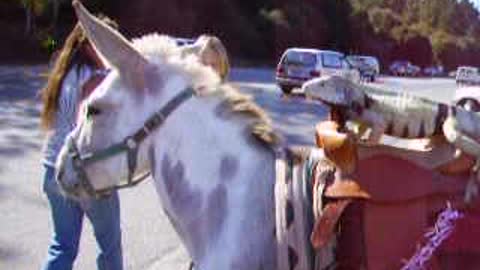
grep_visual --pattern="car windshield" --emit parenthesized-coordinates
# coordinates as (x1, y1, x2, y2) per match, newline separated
(461, 67, 477, 72)
(322, 53, 343, 68)
(347, 57, 364, 67)
(363, 57, 377, 66)
(393, 61, 409, 67)
(461, 69, 475, 75)
(283, 51, 316, 66)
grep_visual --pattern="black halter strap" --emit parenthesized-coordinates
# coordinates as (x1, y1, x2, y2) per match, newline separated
(63, 87, 195, 198)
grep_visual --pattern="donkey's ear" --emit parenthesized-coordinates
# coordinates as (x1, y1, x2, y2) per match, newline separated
(72, 0, 149, 90)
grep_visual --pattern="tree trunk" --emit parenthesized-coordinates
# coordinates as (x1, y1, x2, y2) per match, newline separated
(50, 0, 60, 32)
(24, 2, 34, 36)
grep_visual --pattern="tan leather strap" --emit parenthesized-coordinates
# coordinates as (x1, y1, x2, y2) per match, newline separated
(311, 199, 352, 249)
(315, 121, 358, 175)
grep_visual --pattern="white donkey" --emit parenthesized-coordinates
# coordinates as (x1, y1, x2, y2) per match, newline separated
(57, 2, 289, 269)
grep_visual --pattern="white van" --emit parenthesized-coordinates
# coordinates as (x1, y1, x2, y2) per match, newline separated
(275, 48, 360, 94)
(347, 55, 380, 82)
(456, 66, 480, 85)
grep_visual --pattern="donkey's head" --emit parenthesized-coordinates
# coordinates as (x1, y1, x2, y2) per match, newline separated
(56, 1, 220, 199)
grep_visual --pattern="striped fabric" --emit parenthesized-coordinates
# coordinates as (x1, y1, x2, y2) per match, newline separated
(42, 64, 93, 167)
(275, 147, 336, 270)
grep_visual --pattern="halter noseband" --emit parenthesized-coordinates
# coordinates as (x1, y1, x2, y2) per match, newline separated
(61, 87, 195, 198)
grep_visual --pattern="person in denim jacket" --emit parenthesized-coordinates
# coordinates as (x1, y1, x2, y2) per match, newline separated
(40, 19, 123, 270)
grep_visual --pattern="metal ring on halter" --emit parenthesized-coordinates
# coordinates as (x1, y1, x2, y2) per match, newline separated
(126, 137, 137, 149)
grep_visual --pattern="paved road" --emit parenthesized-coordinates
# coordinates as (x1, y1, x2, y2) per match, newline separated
(0, 65, 458, 269)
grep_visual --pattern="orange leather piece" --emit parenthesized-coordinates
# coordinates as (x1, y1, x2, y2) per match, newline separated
(435, 153, 475, 175)
(315, 121, 348, 150)
(325, 180, 370, 199)
(315, 121, 358, 174)
(311, 199, 351, 249)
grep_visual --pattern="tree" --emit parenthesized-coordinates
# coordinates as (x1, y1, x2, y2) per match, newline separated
(49, 0, 65, 33)
(16, 0, 48, 35)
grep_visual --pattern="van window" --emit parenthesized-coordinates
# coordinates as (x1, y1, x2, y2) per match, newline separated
(458, 67, 477, 76)
(342, 59, 352, 69)
(364, 57, 377, 66)
(283, 51, 316, 66)
(322, 53, 343, 68)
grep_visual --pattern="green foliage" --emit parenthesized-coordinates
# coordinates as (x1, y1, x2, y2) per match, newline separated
(260, 8, 289, 28)
(430, 30, 452, 57)
(351, 0, 480, 66)
(41, 35, 56, 54)
(3, 0, 480, 67)
(368, 7, 400, 34)
(17, 0, 48, 15)
(351, 0, 387, 15)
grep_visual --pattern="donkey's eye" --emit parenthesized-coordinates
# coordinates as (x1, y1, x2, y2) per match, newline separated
(86, 105, 102, 118)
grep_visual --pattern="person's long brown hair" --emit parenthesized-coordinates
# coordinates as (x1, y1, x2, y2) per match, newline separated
(40, 23, 86, 129)
(40, 15, 118, 130)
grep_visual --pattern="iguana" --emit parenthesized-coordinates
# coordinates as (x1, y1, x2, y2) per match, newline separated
(303, 76, 480, 154)
(302, 75, 480, 201)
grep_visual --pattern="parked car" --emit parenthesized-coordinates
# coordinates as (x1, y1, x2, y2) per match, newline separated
(408, 64, 421, 76)
(389, 60, 420, 77)
(389, 61, 408, 76)
(276, 48, 360, 94)
(347, 55, 380, 82)
(423, 65, 444, 77)
(454, 86, 480, 112)
(456, 66, 480, 85)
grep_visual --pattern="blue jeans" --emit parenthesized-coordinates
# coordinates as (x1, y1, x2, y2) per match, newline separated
(42, 165, 123, 270)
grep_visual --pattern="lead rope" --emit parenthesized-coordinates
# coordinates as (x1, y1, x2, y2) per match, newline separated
(401, 203, 463, 270)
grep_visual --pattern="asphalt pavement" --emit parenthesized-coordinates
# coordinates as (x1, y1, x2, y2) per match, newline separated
(0, 65, 458, 269)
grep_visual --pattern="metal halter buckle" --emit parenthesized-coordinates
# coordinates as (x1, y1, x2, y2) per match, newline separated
(126, 137, 137, 149)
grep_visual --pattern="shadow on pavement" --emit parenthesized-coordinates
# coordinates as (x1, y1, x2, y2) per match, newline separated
(0, 65, 46, 171)
(244, 88, 328, 145)
(0, 182, 5, 201)
(0, 65, 46, 101)
(230, 68, 275, 84)
(0, 244, 21, 262)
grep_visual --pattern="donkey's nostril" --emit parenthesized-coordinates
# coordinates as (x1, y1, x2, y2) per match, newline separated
(73, 182, 81, 190)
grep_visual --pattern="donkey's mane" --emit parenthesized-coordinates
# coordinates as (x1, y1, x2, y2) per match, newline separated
(132, 33, 281, 147)
(215, 83, 280, 147)
(132, 33, 179, 60)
